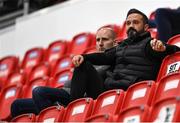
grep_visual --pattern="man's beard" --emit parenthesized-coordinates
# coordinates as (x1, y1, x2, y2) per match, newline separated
(127, 27, 144, 39)
(127, 27, 138, 39)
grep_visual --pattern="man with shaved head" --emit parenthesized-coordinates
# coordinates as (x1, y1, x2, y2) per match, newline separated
(11, 26, 117, 118)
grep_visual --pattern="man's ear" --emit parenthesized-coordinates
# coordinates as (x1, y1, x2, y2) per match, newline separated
(113, 39, 118, 46)
(144, 24, 149, 31)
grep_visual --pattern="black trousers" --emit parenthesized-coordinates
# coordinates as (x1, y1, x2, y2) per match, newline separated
(70, 61, 105, 101)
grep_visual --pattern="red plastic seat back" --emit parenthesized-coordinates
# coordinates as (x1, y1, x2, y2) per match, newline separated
(50, 69, 73, 88)
(117, 22, 127, 43)
(45, 40, 68, 68)
(5, 71, 26, 87)
(92, 89, 124, 115)
(51, 55, 73, 76)
(0, 85, 22, 120)
(156, 52, 180, 82)
(28, 62, 51, 82)
(68, 32, 96, 55)
(149, 97, 180, 122)
(122, 80, 156, 110)
(0, 56, 19, 84)
(21, 47, 45, 75)
(63, 98, 94, 122)
(153, 73, 180, 104)
(37, 106, 65, 122)
(11, 114, 36, 122)
(167, 34, 180, 47)
(85, 114, 115, 122)
(117, 105, 150, 122)
(22, 77, 49, 98)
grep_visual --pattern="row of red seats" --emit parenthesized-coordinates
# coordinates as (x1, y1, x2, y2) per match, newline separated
(10, 75, 180, 122)
(0, 34, 179, 121)
(0, 32, 97, 90)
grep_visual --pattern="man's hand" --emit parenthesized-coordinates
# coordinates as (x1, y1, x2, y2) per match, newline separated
(72, 55, 84, 67)
(150, 39, 166, 52)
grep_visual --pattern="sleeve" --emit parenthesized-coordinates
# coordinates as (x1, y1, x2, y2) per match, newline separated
(145, 41, 180, 60)
(82, 47, 116, 65)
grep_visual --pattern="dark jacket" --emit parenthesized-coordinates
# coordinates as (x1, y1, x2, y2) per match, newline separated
(83, 32, 180, 90)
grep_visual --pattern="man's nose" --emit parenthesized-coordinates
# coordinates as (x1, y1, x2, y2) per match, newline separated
(129, 23, 135, 28)
(99, 40, 103, 46)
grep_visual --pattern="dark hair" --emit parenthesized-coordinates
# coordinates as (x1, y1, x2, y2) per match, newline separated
(126, 8, 148, 24)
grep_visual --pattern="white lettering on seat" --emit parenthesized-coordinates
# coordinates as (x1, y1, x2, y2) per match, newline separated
(153, 104, 176, 123)
(72, 104, 85, 116)
(164, 79, 179, 91)
(101, 95, 115, 107)
(167, 62, 180, 75)
(132, 88, 147, 100)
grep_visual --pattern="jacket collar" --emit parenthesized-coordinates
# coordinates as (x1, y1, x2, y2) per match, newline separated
(119, 31, 151, 46)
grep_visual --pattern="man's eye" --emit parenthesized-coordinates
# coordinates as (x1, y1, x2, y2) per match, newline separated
(126, 21, 131, 25)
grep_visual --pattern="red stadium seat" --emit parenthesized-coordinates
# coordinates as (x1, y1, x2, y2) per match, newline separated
(45, 40, 68, 68)
(68, 32, 96, 55)
(63, 98, 94, 122)
(117, 22, 127, 43)
(149, 97, 180, 122)
(21, 47, 45, 75)
(51, 55, 73, 76)
(148, 28, 158, 39)
(0, 56, 19, 86)
(22, 77, 49, 98)
(11, 113, 36, 122)
(50, 69, 73, 88)
(152, 73, 180, 104)
(116, 105, 150, 122)
(121, 80, 156, 110)
(167, 34, 180, 47)
(28, 62, 51, 82)
(37, 105, 65, 122)
(4, 71, 26, 88)
(0, 84, 22, 120)
(156, 51, 180, 82)
(91, 89, 124, 116)
(85, 114, 115, 122)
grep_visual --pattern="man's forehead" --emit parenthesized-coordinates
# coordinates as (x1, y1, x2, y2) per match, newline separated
(126, 13, 143, 20)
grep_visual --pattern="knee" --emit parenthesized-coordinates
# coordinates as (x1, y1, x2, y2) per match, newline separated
(11, 99, 21, 110)
(32, 86, 45, 98)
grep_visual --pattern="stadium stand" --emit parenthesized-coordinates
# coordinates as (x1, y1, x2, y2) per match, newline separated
(0, 1, 180, 121)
